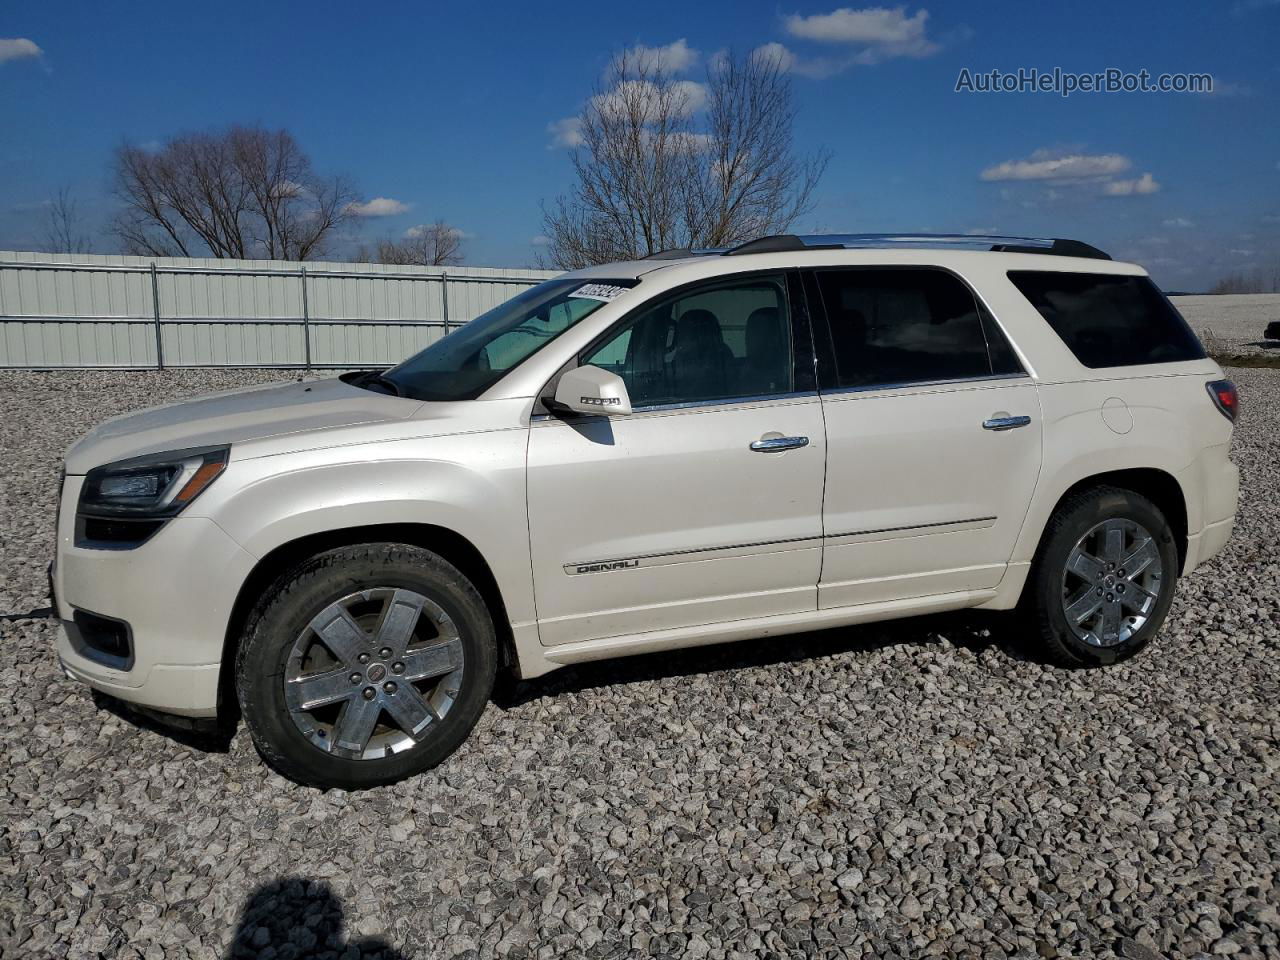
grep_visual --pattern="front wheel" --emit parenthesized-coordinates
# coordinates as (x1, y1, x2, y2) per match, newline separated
(236, 543, 497, 788)
(1026, 486, 1180, 667)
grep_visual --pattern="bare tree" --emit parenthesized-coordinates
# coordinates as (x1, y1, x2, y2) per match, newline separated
(540, 49, 828, 268)
(370, 221, 465, 266)
(111, 126, 359, 260)
(1209, 261, 1280, 294)
(42, 187, 93, 254)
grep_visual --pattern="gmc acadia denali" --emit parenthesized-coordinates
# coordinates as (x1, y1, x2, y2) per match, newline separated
(50, 234, 1240, 787)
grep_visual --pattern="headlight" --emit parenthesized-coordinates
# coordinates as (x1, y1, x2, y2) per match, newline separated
(79, 446, 229, 519)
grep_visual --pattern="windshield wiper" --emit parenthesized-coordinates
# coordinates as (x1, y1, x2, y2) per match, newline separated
(347, 369, 403, 397)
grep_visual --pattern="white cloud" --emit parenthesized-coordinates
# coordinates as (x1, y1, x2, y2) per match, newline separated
(750, 42, 796, 73)
(346, 197, 410, 217)
(784, 6, 939, 63)
(1103, 172, 1161, 196)
(405, 223, 469, 240)
(0, 38, 42, 65)
(672, 80, 709, 113)
(548, 63, 712, 150)
(615, 38, 699, 75)
(547, 116, 584, 149)
(269, 179, 309, 200)
(591, 78, 708, 120)
(531, 234, 552, 247)
(1163, 217, 1194, 228)
(981, 150, 1131, 182)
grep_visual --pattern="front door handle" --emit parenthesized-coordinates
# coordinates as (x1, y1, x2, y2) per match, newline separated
(983, 415, 1032, 431)
(750, 435, 810, 452)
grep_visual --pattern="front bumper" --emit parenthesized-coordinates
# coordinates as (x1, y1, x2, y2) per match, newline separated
(53, 474, 257, 718)
(57, 632, 223, 717)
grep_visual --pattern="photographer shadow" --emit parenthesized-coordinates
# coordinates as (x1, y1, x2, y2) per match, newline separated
(226, 877, 405, 959)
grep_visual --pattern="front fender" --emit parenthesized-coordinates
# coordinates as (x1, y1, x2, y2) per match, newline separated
(191, 430, 536, 624)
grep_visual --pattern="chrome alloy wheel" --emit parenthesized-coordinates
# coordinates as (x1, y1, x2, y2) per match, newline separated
(1061, 518, 1164, 648)
(283, 588, 465, 760)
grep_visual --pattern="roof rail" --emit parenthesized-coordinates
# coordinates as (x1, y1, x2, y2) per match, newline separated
(723, 233, 1111, 260)
(642, 247, 730, 260)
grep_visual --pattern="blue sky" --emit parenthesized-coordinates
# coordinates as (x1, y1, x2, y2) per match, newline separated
(1, 0, 1277, 289)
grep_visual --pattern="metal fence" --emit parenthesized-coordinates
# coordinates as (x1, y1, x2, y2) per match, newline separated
(0, 251, 556, 369)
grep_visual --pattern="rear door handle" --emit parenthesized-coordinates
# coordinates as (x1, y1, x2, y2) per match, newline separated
(750, 435, 809, 452)
(983, 415, 1032, 431)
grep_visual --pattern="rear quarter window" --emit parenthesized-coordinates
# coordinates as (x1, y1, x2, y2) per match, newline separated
(1007, 271, 1205, 368)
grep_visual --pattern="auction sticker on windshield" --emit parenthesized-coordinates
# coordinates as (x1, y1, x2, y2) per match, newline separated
(571, 284, 629, 302)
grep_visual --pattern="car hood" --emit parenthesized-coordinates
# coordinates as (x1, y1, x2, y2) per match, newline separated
(64, 376, 423, 474)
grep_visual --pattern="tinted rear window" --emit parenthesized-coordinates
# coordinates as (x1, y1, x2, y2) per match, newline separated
(1008, 271, 1205, 368)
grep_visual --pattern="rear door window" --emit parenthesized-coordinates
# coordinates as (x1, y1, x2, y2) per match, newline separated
(1007, 271, 1205, 368)
(813, 268, 1019, 389)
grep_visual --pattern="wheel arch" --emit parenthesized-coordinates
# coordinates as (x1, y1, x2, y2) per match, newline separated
(1016, 467, 1189, 611)
(217, 522, 516, 720)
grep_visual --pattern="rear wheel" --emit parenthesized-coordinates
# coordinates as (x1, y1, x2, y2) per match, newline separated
(1026, 486, 1179, 667)
(236, 543, 496, 788)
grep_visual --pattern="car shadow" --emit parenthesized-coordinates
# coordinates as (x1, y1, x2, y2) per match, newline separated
(225, 878, 405, 958)
(90, 689, 236, 753)
(85, 608, 1035, 751)
(493, 608, 1034, 710)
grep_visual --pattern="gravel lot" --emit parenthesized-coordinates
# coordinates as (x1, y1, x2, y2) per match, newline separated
(1, 368, 1278, 960)
(1172, 295, 1280, 358)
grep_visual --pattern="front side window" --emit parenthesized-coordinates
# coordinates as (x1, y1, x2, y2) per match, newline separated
(581, 275, 793, 408)
(815, 268, 1015, 389)
(384, 278, 636, 401)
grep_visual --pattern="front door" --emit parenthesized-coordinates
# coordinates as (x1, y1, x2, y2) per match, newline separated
(526, 272, 827, 646)
(807, 266, 1044, 607)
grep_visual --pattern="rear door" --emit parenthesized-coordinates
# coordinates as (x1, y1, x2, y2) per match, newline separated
(807, 267, 1043, 607)
(526, 272, 827, 646)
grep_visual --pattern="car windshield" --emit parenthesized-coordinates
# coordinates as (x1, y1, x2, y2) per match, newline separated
(380, 277, 637, 401)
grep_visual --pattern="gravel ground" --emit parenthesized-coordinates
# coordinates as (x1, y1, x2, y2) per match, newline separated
(1171, 295, 1280, 358)
(1, 367, 1278, 960)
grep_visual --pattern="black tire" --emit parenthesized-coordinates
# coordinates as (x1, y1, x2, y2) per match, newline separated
(1025, 485, 1180, 668)
(236, 543, 496, 788)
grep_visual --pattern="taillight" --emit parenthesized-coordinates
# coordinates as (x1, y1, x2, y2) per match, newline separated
(1206, 379, 1238, 422)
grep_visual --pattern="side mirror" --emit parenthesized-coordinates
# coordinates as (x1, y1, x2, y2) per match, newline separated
(552, 365, 633, 417)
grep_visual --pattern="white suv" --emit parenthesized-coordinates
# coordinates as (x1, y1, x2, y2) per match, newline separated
(51, 234, 1240, 788)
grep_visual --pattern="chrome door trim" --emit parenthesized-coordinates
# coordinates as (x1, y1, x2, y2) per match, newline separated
(631, 390, 820, 414)
(818, 373, 1030, 399)
(531, 390, 821, 422)
(564, 516, 998, 574)
(564, 534, 823, 575)
(824, 516, 998, 547)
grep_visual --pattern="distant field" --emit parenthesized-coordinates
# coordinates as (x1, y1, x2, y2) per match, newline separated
(1172, 293, 1280, 360)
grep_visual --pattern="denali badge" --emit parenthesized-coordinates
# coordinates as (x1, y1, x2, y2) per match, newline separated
(573, 559, 640, 574)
